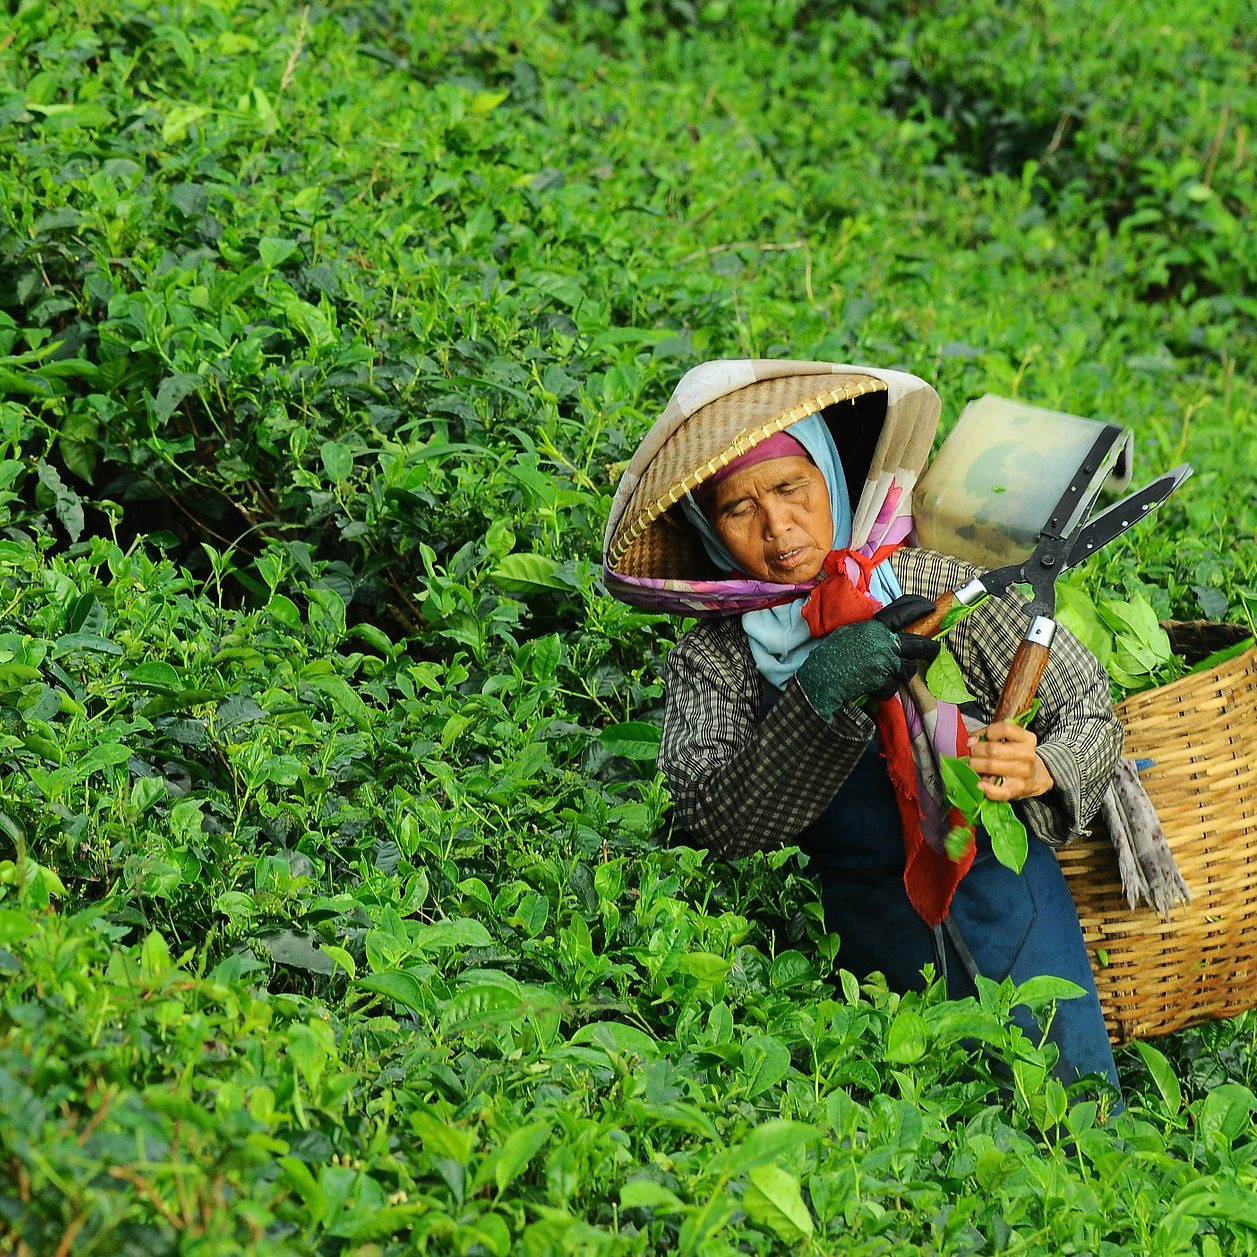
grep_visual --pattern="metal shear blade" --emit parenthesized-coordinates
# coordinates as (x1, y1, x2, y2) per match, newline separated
(975, 463, 1194, 616)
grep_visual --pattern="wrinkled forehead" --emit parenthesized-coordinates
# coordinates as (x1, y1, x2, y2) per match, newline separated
(708, 454, 826, 514)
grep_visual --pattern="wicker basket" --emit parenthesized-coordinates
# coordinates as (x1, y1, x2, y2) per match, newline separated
(1056, 621, 1257, 1045)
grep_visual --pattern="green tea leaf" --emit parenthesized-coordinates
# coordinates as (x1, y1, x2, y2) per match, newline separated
(259, 929, 335, 975)
(321, 944, 356, 979)
(1009, 697, 1041, 729)
(440, 985, 526, 1033)
(945, 824, 974, 861)
(128, 660, 181, 688)
(152, 372, 203, 424)
(161, 103, 209, 143)
(1193, 584, 1230, 620)
(938, 598, 985, 633)
(72, 742, 132, 779)
(490, 1120, 551, 1193)
(1134, 1040, 1182, 1116)
(1098, 595, 1167, 656)
(332, 1205, 426, 1243)
(1171, 1179, 1257, 1229)
(511, 891, 549, 936)
(35, 460, 84, 543)
(940, 755, 984, 817)
(0, 909, 36, 947)
(259, 236, 299, 268)
(925, 643, 976, 703)
(53, 633, 122, 658)
(1197, 1084, 1257, 1150)
(411, 1110, 474, 1163)
(1056, 582, 1113, 668)
(928, 1005, 1004, 1047)
(598, 720, 661, 760)
(979, 798, 1028, 873)
(1115, 632, 1168, 671)
(886, 1009, 930, 1063)
(740, 1034, 791, 1097)
(1011, 974, 1085, 1009)
(490, 553, 569, 595)
(742, 1164, 814, 1243)
(141, 688, 221, 717)
(769, 950, 815, 989)
(412, 918, 492, 950)
(350, 622, 396, 656)
(357, 970, 427, 1014)
(320, 440, 354, 484)
(569, 1022, 660, 1058)
(720, 1120, 821, 1177)
(677, 951, 732, 988)
(0, 663, 41, 689)
(620, 1181, 685, 1213)
(303, 673, 370, 729)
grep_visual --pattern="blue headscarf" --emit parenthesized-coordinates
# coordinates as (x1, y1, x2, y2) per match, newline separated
(680, 413, 902, 689)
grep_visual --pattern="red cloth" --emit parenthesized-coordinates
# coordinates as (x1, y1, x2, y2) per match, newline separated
(801, 545, 898, 636)
(801, 545, 975, 927)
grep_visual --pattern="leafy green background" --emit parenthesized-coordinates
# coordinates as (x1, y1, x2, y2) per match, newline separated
(2, 0, 1256, 1252)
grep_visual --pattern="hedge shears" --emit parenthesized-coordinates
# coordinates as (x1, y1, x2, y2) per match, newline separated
(908, 422, 1193, 720)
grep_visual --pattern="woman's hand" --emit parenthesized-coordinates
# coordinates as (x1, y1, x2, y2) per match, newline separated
(795, 596, 940, 719)
(968, 722, 1055, 802)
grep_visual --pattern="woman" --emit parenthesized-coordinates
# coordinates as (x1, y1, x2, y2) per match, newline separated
(603, 360, 1121, 1088)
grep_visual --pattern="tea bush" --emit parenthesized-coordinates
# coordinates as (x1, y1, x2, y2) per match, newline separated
(2, 0, 1256, 1252)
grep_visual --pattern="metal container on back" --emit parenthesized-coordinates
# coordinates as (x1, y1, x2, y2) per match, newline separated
(914, 395, 1134, 570)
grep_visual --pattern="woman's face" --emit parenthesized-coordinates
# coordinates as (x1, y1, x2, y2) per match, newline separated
(708, 455, 834, 582)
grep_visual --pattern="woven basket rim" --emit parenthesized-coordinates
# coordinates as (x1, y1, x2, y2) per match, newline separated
(1118, 632, 1257, 714)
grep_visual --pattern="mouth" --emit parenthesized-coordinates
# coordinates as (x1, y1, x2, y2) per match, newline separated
(772, 546, 810, 571)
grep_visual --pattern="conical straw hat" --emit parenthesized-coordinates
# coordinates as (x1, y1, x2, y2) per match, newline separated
(601, 360, 941, 614)
(606, 372, 887, 580)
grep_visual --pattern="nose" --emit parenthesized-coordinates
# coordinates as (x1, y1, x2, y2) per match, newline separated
(761, 497, 792, 538)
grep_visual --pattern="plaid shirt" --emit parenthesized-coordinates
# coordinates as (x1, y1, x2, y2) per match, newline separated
(658, 548, 1122, 859)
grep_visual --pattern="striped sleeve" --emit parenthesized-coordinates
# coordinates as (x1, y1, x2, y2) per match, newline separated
(658, 617, 876, 858)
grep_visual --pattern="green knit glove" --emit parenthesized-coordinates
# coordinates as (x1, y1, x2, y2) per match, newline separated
(796, 596, 941, 719)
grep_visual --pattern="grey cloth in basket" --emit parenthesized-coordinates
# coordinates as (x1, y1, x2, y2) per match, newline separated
(1101, 758, 1190, 918)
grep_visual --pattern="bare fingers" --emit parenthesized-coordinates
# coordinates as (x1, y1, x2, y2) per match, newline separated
(968, 721, 1055, 801)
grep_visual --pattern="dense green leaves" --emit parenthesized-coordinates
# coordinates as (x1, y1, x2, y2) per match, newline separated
(1058, 580, 1193, 699)
(2, 0, 1256, 1253)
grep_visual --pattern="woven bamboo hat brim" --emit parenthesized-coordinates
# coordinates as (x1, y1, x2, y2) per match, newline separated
(607, 372, 887, 580)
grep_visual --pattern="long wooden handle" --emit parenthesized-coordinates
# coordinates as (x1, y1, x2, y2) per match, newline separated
(992, 638, 1052, 723)
(904, 591, 956, 638)
(905, 583, 1052, 724)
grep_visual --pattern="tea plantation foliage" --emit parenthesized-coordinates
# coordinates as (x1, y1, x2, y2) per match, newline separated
(3, 1, 1257, 1252)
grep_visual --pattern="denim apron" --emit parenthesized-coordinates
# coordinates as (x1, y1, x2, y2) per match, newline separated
(796, 738, 1119, 1088)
